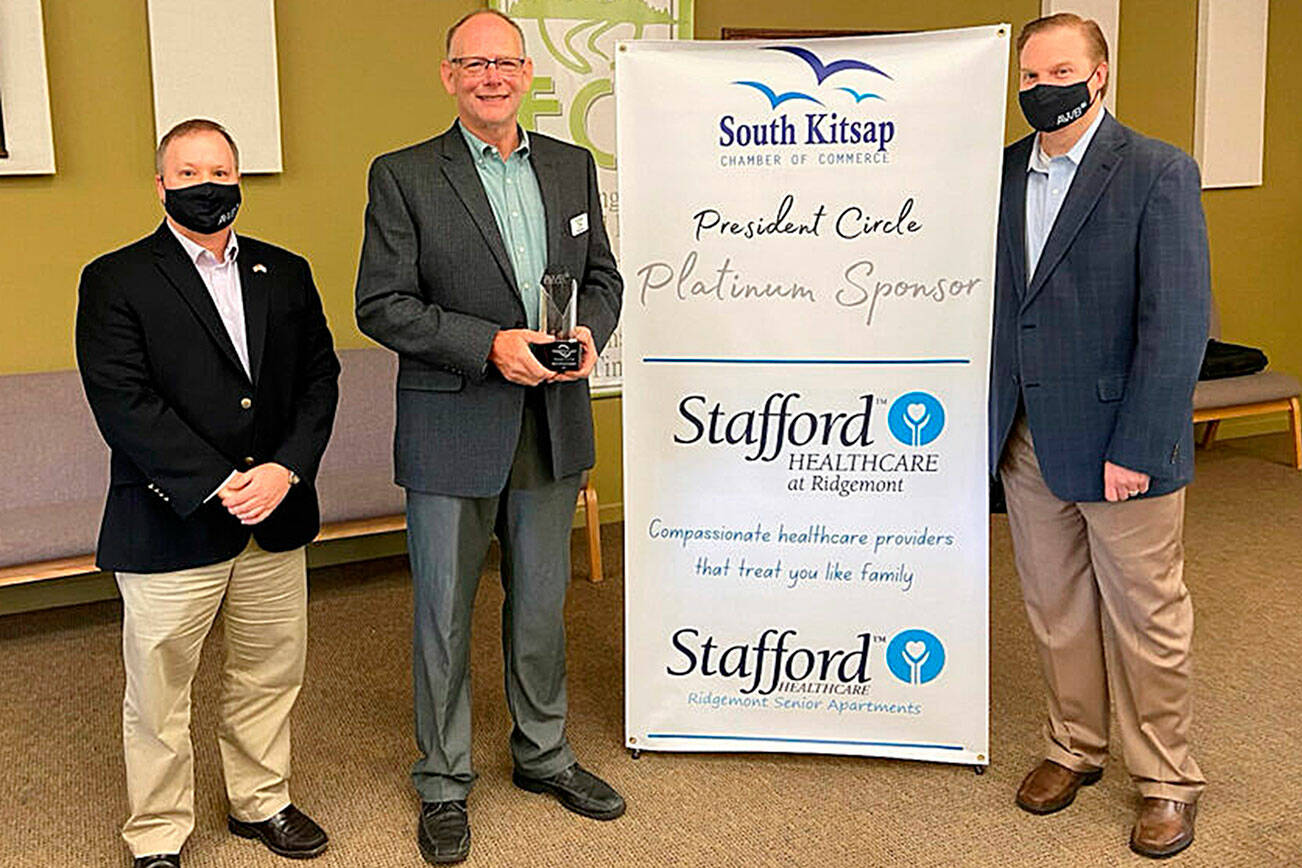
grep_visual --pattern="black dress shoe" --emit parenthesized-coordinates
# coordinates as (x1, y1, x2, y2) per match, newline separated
(418, 800, 470, 865)
(133, 856, 180, 868)
(228, 804, 328, 859)
(513, 763, 626, 820)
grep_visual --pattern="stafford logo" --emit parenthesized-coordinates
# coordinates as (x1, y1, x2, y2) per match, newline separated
(667, 627, 873, 696)
(673, 392, 875, 463)
(720, 45, 896, 150)
(887, 391, 945, 447)
(885, 629, 945, 685)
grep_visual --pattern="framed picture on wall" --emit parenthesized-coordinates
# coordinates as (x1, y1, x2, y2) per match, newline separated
(0, 0, 56, 174)
(0, 89, 9, 159)
(721, 28, 897, 40)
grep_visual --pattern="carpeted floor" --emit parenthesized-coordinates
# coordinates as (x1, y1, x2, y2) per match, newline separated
(1, 433, 1298, 867)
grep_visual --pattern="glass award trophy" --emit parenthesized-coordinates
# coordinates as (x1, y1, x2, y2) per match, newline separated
(532, 270, 583, 372)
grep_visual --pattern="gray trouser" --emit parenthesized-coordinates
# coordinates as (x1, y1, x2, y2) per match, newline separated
(405, 398, 581, 801)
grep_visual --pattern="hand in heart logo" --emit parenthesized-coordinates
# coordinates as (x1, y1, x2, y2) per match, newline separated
(887, 392, 945, 448)
(886, 629, 946, 685)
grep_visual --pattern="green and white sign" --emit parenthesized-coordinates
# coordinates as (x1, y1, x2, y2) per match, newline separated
(493, 0, 694, 392)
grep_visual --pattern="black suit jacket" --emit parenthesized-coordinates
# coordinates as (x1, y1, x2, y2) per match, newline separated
(76, 222, 340, 572)
(354, 124, 622, 497)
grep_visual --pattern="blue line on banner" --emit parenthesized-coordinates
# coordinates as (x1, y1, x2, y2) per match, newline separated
(644, 733, 965, 751)
(641, 358, 970, 366)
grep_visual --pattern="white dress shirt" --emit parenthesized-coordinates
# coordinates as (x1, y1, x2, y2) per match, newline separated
(166, 221, 246, 498)
(166, 220, 251, 379)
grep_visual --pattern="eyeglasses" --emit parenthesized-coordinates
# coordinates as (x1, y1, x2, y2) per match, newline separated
(449, 56, 526, 76)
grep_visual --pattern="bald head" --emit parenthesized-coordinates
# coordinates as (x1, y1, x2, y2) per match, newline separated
(446, 9, 525, 58)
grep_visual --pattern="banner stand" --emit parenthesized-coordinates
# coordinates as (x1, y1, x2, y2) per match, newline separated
(618, 26, 1009, 770)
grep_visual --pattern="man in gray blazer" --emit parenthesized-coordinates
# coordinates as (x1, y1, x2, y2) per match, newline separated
(989, 14, 1210, 859)
(355, 9, 622, 865)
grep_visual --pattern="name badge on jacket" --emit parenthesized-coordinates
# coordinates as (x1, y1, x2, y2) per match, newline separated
(570, 213, 589, 237)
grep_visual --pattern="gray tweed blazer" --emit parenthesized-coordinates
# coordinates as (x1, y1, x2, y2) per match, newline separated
(355, 123, 622, 496)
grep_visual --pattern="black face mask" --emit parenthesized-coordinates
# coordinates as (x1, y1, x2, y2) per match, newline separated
(163, 181, 241, 234)
(1018, 69, 1098, 133)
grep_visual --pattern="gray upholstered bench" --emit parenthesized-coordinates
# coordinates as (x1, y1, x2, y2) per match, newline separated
(1195, 304, 1301, 469)
(0, 347, 603, 590)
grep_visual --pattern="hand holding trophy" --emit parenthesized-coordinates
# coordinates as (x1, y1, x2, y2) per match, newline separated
(531, 269, 583, 373)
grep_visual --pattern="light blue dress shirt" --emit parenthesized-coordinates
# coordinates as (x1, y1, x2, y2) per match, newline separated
(1025, 107, 1106, 280)
(459, 123, 548, 329)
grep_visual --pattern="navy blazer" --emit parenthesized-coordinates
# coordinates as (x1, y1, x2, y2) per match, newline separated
(76, 223, 340, 572)
(989, 113, 1210, 503)
(355, 124, 622, 497)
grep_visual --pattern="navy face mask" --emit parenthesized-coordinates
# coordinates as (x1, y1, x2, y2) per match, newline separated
(164, 181, 241, 234)
(1018, 69, 1099, 133)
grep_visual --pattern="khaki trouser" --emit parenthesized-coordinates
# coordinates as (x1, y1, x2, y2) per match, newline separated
(1001, 414, 1205, 803)
(116, 539, 307, 857)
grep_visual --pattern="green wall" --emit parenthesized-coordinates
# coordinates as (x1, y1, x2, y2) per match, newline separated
(2, 0, 1298, 525)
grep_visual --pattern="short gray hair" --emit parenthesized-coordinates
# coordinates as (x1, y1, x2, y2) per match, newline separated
(445, 9, 526, 57)
(155, 118, 240, 175)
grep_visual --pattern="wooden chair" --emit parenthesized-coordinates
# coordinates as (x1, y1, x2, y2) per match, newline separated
(577, 473, 604, 582)
(1194, 302, 1301, 469)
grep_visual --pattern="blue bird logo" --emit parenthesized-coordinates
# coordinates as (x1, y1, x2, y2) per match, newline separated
(837, 87, 884, 103)
(731, 80, 824, 109)
(766, 45, 894, 84)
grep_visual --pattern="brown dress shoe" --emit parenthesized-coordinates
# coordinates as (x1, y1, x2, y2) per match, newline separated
(1130, 797, 1196, 858)
(1015, 759, 1103, 814)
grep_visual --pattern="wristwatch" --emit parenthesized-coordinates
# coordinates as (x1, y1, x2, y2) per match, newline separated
(287, 468, 300, 486)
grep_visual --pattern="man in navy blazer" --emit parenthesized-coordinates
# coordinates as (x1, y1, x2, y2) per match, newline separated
(990, 15, 1210, 859)
(77, 120, 338, 867)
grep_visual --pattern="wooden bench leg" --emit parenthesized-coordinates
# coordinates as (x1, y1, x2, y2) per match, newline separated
(1291, 397, 1302, 470)
(582, 482, 603, 583)
(1199, 419, 1221, 449)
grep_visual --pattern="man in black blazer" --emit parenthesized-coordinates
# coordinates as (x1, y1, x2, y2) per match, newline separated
(355, 10, 622, 864)
(989, 16, 1209, 859)
(76, 119, 338, 868)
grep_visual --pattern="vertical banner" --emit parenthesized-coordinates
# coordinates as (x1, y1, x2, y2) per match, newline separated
(619, 26, 1008, 766)
(493, 0, 695, 393)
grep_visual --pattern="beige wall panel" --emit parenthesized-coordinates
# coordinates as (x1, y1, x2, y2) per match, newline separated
(1194, 0, 1268, 188)
(0, 0, 56, 174)
(147, 0, 283, 173)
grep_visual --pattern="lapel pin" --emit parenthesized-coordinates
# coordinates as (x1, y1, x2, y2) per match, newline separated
(253, 263, 267, 273)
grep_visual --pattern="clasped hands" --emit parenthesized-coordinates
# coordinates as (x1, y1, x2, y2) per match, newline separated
(219, 463, 293, 525)
(489, 325, 597, 387)
(1103, 460, 1150, 503)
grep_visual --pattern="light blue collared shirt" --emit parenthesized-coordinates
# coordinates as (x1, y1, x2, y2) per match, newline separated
(1025, 107, 1106, 280)
(459, 122, 548, 330)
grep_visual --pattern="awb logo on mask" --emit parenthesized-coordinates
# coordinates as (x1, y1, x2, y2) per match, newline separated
(1055, 99, 1089, 127)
